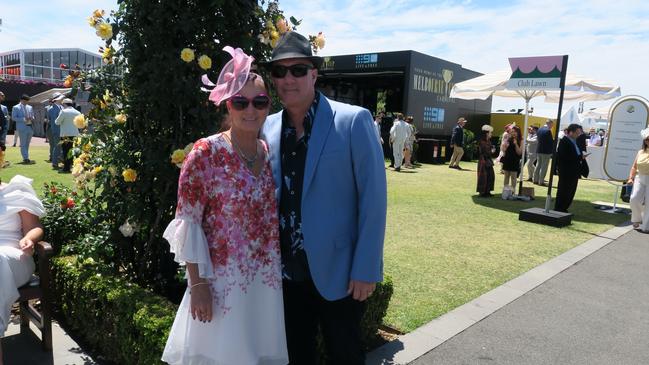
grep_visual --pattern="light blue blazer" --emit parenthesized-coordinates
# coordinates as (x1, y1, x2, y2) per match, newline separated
(261, 95, 387, 301)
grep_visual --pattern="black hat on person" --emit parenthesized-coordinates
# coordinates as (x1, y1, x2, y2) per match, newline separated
(20, 94, 30, 101)
(263, 31, 323, 68)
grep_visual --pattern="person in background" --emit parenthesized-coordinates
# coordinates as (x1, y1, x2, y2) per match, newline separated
(403, 116, 417, 168)
(0, 175, 46, 365)
(390, 113, 411, 172)
(525, 126, 539, 181)
(598, 129, 606, 146)
(0, 92, 9, 147)
(534, 119, 554, 186)
(554, 123, 583, 212)
(627, 127, 649, 233)
(46, 93, 64, 169)
(54, 99, 81, 173)
(11, 95, 35, 164)
(587, 127, 602, 147)
(476, 125, 495, 197)
(373, 113, 384, 146)
(501, 126, 522, 197)
(449, 117, 467, 169)
(496, 123, 513, 174)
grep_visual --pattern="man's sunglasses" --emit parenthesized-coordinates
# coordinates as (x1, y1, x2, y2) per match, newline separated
(229, 94, 271, 111)
(270, 64, 314, 78)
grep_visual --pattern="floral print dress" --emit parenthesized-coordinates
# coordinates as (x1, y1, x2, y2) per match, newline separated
(162, 134, 288, 365)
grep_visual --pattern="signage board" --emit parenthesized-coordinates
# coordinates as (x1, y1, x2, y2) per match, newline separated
(603, 96, 649, 181)
(507, 55, 564, 90)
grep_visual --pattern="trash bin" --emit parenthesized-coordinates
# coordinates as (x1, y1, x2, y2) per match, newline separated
(416, 138, 447, 164)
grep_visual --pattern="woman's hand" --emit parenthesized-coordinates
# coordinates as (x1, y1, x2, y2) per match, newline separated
(19, 237, 35, 256)
(627, 178, 634, 185)
(190, 282, 213, 323)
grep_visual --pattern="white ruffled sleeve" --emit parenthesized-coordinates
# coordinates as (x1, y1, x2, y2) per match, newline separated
(0, 175, 46, 217)
(163, 138, 215, 279)
(163, 218, 214, 279)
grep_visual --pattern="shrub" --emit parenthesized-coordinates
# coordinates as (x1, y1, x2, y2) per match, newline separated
(51, 255, 394, 364)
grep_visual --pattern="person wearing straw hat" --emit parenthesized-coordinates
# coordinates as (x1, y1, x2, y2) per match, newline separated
(54, 99, 81, 173)
(261, 31, 386, 364)
(162, 47, 288, 365)
(627, 127, 649, 233)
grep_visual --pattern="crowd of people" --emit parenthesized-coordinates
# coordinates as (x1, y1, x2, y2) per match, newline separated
(0, 92, 80, 172)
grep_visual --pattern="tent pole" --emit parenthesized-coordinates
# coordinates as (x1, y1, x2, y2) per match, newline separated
(518, 98, 530, 194)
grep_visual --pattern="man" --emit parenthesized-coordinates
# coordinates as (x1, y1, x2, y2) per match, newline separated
(46, 93, 64, 169)
(373, 112, 384, 145)
(525, 126, 539, 181)
(555, 123, 583, 212)
(533, 119, 554, 185)
(389, 113, 411, 171)
(0, 92, 9, 146)
(588, 127, 602, 147)
(11, 94, 35, 164)
(261, 31, 387, 364)
(55, 98, 81, 173)
(449, 117, 467, 169)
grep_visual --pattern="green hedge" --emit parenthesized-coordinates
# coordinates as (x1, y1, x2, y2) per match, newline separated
(51, 256, 394, 364)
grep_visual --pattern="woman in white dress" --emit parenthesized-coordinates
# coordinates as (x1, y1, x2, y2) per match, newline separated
(0, 175, 46, 365)
(161, 47, 288, 365)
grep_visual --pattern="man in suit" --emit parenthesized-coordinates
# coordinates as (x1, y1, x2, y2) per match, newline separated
(11, 94, 36, 164)
(533, 119, 555, 185)
(0, 92, 9, 146)
(46, 93, 64, 169)
(555, 123, 583, 212)
(261, 31, 387, 364)
(449, 117, 467, 169)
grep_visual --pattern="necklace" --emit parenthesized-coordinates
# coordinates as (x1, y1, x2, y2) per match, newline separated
(224, 132, 258, 169)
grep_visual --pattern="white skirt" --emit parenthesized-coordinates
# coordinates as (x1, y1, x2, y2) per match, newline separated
(162, 274, 288, 365)
(0, 245, 35, 335)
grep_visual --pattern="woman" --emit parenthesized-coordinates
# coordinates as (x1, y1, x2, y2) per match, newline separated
(0, 175, 46, 365)
(161, 47, 288, 365)
(54, 98, 81, 173)
(477, 125, 495, 197)
(627, 127, 649, 233)
(404, 116, 417, 168)
(501, 126, 522, 198)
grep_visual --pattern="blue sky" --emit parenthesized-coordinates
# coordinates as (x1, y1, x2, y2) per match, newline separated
(1, 0, 648, 117)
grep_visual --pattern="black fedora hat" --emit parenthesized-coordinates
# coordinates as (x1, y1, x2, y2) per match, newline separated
(263, 32, 323, 68)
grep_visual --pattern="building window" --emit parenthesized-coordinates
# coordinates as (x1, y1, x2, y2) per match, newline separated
(33, 52, 43, 66)
(43, 52, 52, 67)
(53, 69, 62, 80)
(53, 51, 61, 66)
(61, 51, 69, 67)
(25, 52, 34, 65)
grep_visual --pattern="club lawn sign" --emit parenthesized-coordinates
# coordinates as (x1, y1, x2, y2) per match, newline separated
(512, 55, 576, 227)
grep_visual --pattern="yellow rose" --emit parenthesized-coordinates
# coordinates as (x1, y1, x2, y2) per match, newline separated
(87, 16, 97, 27)
(198, 55, 212, 70)
(93, 166, 104, 175)
(276, 18, 290, 34)
(270, 32, 280, 48)
(95, 22, 113, 40)
(115, 114, 127, 124)
(103, 89, 112, 104)
(180, 48, 195, 63)
(315, 32, 325, 49)
(71, 163, 84, 177)
(73, 114, 87, 129)
(170, 149, 186, 167)
(122, 169, 137, 183)
(102, 47, 114, 63)
(93, 9, 105, 18)
(83, 142, 92, 152)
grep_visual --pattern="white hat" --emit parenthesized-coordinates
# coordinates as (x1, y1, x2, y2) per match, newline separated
(62, 98, 74, 105)
(641, 127, 649, 140)
(482, 124, 494, 132)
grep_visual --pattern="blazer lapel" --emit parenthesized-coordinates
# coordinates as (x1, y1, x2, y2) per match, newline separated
(264, 113, 283, 205)
(303, 96, 335, 195)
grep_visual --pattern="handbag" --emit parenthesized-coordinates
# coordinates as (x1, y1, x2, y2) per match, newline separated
(620, 183, 632, 203)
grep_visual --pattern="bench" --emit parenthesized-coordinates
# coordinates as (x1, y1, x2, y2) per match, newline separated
(16, 241, 53, 351)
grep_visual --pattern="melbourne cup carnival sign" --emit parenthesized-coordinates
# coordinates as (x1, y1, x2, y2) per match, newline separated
(603, 96, 649, 181)
(507, 56, 564, 90)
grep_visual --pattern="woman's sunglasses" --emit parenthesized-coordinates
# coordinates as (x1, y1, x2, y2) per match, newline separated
(270, 64, 314, 78)
(229, 94, 270, 111)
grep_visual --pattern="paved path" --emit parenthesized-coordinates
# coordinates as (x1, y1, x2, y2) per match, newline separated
(406, 227, 648, 365)
(2, 318, 97, 364)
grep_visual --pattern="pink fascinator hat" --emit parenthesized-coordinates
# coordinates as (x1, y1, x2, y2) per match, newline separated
(202, 46, 254, 106)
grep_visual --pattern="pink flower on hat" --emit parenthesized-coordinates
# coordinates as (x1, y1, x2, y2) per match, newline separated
(201, 46, 254, 106)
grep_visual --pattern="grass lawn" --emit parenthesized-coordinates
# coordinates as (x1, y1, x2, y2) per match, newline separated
(383, 161, 628, 331)
(1, 146, 630, 333)
(0, 146, 74, 194)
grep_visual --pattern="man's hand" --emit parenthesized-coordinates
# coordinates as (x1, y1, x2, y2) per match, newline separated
(348, 280, 376, 302)
(19, 238, 35, 256)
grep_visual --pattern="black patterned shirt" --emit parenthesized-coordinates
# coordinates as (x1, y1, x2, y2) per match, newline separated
(278, 92, 321, 281)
